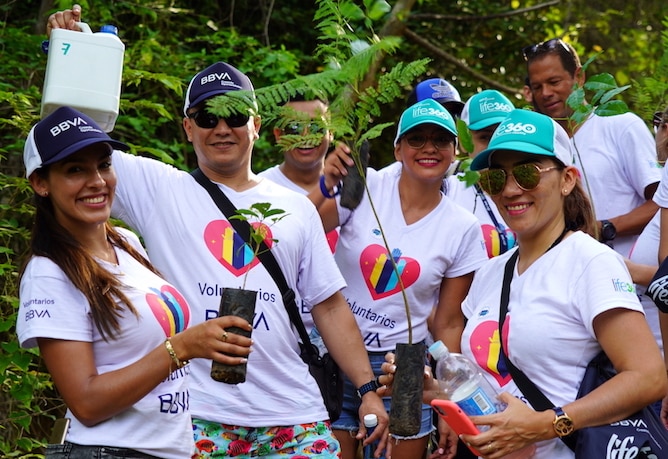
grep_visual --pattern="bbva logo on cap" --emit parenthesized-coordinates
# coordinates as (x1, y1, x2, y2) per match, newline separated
(200, 71, 242, 89)
(48, 115, 102, 137)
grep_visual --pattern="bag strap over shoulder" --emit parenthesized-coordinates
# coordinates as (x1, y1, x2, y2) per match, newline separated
(498, 250, 576, 451)
(190, 168, 317, 357)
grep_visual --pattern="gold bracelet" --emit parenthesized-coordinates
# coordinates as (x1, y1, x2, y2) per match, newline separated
(164, 338, 189, 369)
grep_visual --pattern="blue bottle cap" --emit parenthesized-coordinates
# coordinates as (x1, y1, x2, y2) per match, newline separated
(99, 25, 119, 35)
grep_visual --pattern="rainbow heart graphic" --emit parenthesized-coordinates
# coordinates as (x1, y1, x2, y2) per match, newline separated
(481, 224, 517, 258)
(204, 220, 273, 277)
(468, 319, 512, 387)
(146, 285, 191, 337)
(360, 245, 419, 300)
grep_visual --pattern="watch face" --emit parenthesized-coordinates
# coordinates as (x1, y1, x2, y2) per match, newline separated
(554, 416, 575, 437)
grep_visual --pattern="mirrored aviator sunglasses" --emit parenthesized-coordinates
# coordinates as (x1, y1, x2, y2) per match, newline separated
(189, 109, 250, 129)
(478, 163, 560, 195)
(522, 38, 571, 61)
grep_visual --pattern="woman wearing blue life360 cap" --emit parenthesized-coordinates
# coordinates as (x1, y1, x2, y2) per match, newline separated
(408, 109, 666, 459)
(311, 98, 488, 459)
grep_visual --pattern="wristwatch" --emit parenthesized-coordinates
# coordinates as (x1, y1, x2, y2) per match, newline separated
(600, 220, 617, 242)
(356, 379, 380, 398)
(552, 406, 575, 437)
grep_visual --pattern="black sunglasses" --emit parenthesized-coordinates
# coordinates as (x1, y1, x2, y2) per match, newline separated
(522, 38, 572, 62)
(403, 133, 455, 150)
(478, 163, 560, 196)
(188, 109, 250, 129)
(653, 111, 664, 134)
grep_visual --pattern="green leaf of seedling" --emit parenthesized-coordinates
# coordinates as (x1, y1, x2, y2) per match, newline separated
(595, 100, 629, 117)
(583, 73, 617, 91)
(600, 85, 631, 104)
(456, 119, 473, 154)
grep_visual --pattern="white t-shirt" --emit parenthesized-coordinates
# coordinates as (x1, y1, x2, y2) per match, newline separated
(652, 163, 668, 207)
(571, 112, 661, 257)
(444, 174, 516, 258)
(628, 211, 664, 353)
(336, 164, 488, 351)
(259, 165, 339, 338)
(461, 232, 643, 459)
(17, 228, 193, 458)
(111, 151, 345, 426)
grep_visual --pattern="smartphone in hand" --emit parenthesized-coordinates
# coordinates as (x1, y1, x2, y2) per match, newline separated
(431, 399, 481, 456)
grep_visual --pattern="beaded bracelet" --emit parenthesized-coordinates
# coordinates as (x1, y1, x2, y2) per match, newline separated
(319, 175, 341, 198)
(164, 338, 189, 369)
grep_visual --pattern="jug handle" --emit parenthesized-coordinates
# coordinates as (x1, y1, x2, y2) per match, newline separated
(75, 22, 93, 34)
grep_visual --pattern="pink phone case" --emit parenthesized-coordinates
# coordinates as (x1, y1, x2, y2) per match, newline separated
(431, 399, 482, 456)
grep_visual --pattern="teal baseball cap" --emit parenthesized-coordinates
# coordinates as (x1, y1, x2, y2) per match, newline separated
(461, 90, 515, 131)
(470, 109, 573, 171)
(394, 98, 458, 146)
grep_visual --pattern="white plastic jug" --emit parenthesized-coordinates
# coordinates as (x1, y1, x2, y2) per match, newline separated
(41, 22, 124, 132)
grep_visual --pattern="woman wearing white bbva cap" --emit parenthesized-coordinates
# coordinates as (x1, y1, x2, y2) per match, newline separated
(311, 98, 488, 459)
(386, 109, 666, 459)
(17, 106, 252, 458)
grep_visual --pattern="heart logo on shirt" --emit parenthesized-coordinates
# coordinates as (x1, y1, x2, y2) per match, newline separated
(468, 319, 512, 387)
(204, 220, 273, 277)
(360, 245, 420, 300)
(146, 285, 191, 337)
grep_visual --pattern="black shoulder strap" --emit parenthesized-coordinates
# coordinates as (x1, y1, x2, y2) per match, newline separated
(190, 168, 316, 356)
(498, 250, 576, 451)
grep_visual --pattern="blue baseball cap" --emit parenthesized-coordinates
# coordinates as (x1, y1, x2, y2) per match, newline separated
(183, 61, 255, 115)
(394, 99, 458, 146)
(407, 78, 464, 117)
(24, 106, 128, 178)
(461, 90, 515, 131)
(470, 109, 573, 171)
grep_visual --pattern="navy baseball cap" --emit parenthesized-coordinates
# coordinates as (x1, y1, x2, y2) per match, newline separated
(24, 106, 128, 178)
(407, 78, 465, 117)
(183, 62, 255, 115)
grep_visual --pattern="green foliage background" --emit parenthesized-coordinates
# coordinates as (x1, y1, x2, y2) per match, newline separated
(1, 0, 666, 455)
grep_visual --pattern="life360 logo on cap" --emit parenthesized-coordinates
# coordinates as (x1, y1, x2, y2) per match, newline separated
(496, 122, 537, 136)
(412, 105, 451, 121)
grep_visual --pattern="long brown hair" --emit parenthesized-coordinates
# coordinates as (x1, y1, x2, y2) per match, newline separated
(564, 175, 598, 238)
(20, 187, 161, 340)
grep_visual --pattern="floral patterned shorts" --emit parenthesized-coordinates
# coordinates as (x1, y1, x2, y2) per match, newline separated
(191, 419, 341, 458)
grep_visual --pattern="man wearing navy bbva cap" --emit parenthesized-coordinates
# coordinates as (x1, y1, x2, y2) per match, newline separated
(114, 64, 389, 457)
(406, 77, 465, 118)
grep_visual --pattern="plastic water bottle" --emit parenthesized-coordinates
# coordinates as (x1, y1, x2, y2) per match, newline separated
(362, 414, 379, 459)
(429, 341, 503, 420)
(41, 22, 125, 132)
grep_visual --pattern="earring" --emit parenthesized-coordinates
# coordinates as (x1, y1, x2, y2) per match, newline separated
(563, 189, 569, 195)
(42, 191, 48, 197)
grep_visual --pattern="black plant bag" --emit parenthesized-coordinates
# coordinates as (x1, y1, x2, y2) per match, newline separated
(299, 342, 344, 422)
(573, 352, 668, 459)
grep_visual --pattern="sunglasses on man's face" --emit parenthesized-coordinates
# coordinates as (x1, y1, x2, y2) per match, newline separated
(653, 111, 664, 134)
(281, 121, 325, 136)
(522, 38, 572, 62)
(188, 109, 250, 129)
(478, 163, 560, 196)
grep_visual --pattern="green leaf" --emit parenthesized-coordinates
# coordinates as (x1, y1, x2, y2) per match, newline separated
(595, 100, 629, 117)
